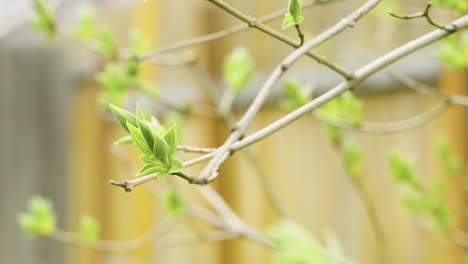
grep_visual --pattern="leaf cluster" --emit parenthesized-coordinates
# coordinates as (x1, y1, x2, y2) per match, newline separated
(280, 80, 312, 111)
(18, 195, 56, 237)
(267, 220, 345, 264)
(282, 0, 304, 29)
(110, 104, 184, 178)
(388, 152, 453, 232)
(439, 33, 468, 70)
(318, 91, 363, 146)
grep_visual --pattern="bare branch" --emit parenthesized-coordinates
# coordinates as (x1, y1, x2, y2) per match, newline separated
(230, 15, 468, 153)
(195, 0, 382, 184)
(389, 3, 457, 32)
(177, 145, 216, 154)
(49, 217, 177, 252)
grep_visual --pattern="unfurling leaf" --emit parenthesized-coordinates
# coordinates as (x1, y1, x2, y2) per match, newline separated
(129, 30, 151, 56)
(267, 219, 345, 264)
(343, 143, 362, 178)
(114, 135, 134, 145)
(109, 104, 137, 132)
(18, 195, 56, 237)
(96, 29, 118, 59)
(32, 0, 56, 38)
(111, 103, 184, 180)
(163, 125, 178, 157)
(223, 47, 254, 92)
(74, 8, 97, 39)
(80, 215, 100, 244)
(281, 80, 312, 110)
(128, 122, 152, 155)
(282, 0, 304, 29)
(161, 191, 186, 217)
(388, 152, 419, 189)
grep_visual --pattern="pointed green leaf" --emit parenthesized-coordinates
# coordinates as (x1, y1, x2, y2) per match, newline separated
(127, 122, 152, 155)
(136, 163, 162, 177)
(163, 125, 178, 157)
(136, 102, 146, 120)
(152, 131, 170, 163)
(114, 135, 134, 145)
(282, 0, 304, 29)
(169, 159, 185, 174)
(109, 104, 137, 131)
(74, 8, 97, 39)
(33, 0, 56, 38)
(137, 119, 155, 152)
(343, 143, 362, 178)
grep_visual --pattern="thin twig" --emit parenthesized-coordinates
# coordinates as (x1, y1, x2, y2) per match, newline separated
(295, 24, 305, 46)
(49, 217, 177, 252)
(390, 73, 468, 107)
(195, 0, 382, 184)
(189, 60, 286, 216)
(155, 230, 239, 249)
(177, 145, 216, 153)
(389, 3, 457, 32)
(138, 0, 352, 78)
(313, 99, 449, 133)
(230, 15, 468, 154)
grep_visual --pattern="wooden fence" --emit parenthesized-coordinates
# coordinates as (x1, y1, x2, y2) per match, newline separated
(1, 0, 466, 263)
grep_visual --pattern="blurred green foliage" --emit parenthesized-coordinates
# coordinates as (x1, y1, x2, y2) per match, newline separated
(18, 195, 56, 237)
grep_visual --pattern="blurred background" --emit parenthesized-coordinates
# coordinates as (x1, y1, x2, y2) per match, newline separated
(0, 0, 467, 263)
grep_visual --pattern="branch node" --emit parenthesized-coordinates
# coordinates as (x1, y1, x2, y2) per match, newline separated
(109, 180, 133, 192)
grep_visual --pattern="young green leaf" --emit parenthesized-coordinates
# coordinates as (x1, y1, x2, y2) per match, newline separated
(169, 159, 185, 174)
(129, 30, 151, 56)
(136, 163, 162, 177)
(74, 8, 97, 39)
(32, 0, 56, 38)
(80, 215, 100, 244)
(161, 191, 186, 217)
(109, 104, 137, 132)
(137, 119, 155, 152)
(267, 219, 345, 264)
(388, 152, 419, 189)
(282, 0, 304, 29)
(223, 47, 254, 92)
(18, 195, 56, 237)
(281, 80, 312, 111)
(152, 131, 170, 164)
(114, 135, 134, 145)
(163, 125, 178, 157)
(127, 122, 152, 155)
(343, 143, 362, 179)
(96, 29, 118, 59)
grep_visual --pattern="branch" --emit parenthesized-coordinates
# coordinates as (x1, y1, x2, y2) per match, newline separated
(389, 3, 457, 32)
(109, 153, 216, 191)
(49, 217, 177, 252)
(177, 145, 216, 153)
(194, 0, 382, 184)
(138, 0, 352, 78)
(390, 73, 468, 107)
(313, 99, 449, 133)
(230, 15, 468, 154)
(188, 59, 286, 216)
